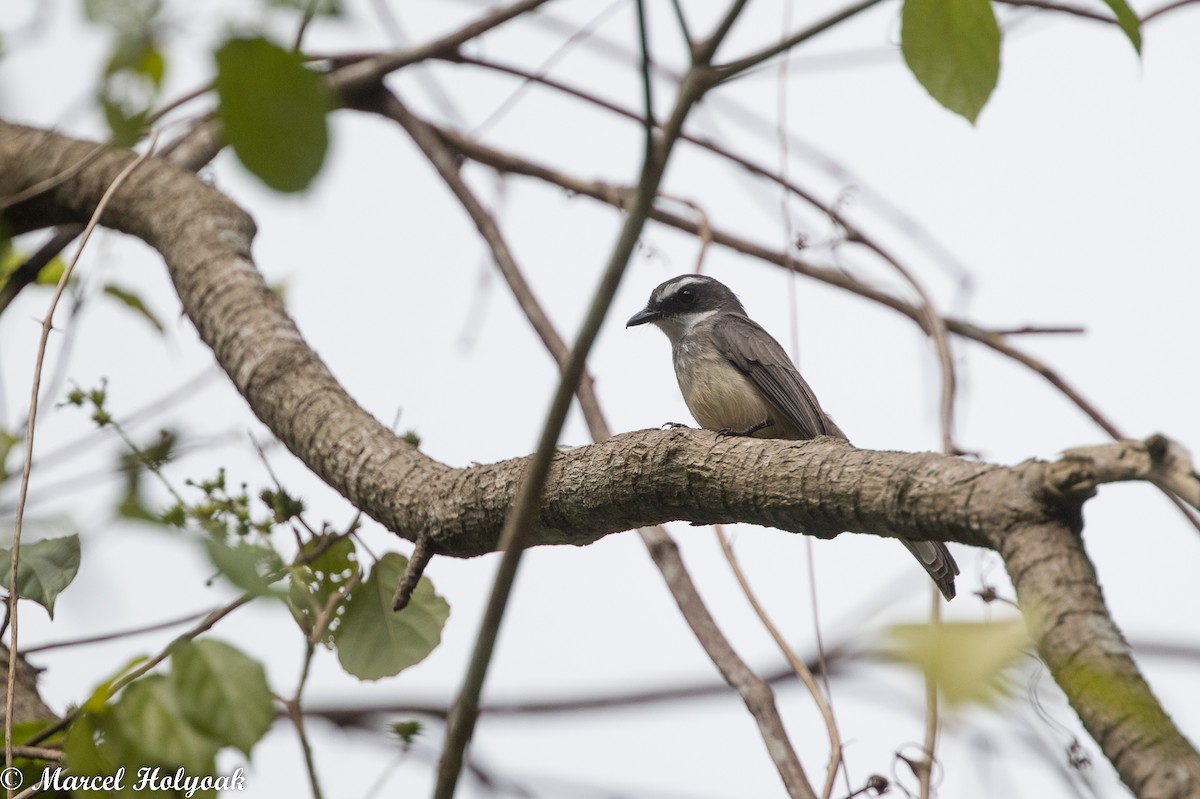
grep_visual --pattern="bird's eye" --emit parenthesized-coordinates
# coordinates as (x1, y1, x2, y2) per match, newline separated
(678, 288, 695, 305)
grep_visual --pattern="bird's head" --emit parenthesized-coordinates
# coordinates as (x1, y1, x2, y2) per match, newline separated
(627, 274, 746, 344)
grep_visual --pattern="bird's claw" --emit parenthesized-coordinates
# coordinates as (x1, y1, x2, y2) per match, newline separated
(716, 419, 773, 438)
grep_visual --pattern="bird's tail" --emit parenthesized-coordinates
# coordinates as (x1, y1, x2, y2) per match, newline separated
(900, 539, 959, 601)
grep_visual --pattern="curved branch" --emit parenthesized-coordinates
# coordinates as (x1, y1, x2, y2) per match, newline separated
(4, 120, 1199, 799)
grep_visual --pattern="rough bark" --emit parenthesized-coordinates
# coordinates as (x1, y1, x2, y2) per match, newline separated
(3, 120, 1199, 799)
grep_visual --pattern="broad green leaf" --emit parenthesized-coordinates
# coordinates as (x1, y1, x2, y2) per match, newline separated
(111, 675, 220, 775)
(288, 535, 358, 642)
(1100, 0, 1142, 54)
(214, 36, 333, 193)
(901, 0, 1000, 124)
(203, 538, 286, 597)
(103, 283, 165, 333)
(0, 534, 81, 618)
(889, 617, 1028, 706)
(333, 552, 449, 680)
(171, 639, 274, 755)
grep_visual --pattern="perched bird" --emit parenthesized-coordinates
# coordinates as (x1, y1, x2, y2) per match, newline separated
(627, 274, 959, 600)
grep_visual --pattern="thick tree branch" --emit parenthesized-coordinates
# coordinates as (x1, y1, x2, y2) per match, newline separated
(4, 120, 1199, 799)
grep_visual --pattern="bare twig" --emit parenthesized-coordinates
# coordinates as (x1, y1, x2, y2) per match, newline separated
(1143, 0, 1200, 22)
(918, 585, 942, 799)
(5, 135, 158, 792)
(292, 0, 322, 52)
(713, 0, 887, 81)
(20, 606, 216, 654)
(391, 536, 431, 612)
(285, 640, 324, 799)
(716, 526, 844, 799)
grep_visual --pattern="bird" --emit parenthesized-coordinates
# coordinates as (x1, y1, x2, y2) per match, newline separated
(627, 273, 959, 600)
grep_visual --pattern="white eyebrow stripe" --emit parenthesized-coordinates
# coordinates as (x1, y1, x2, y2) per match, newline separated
(656, 275, 708, 301)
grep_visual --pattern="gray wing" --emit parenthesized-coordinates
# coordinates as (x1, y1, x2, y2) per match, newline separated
(712, 313, 845, 441)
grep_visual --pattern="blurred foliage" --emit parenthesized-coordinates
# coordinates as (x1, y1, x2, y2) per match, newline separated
(0, 534, 81, 618)
(64, 639, 271, 797)
(102, 284, 165, 333)
(889, 616, 1029, 706)
(214, 36, 333, 192)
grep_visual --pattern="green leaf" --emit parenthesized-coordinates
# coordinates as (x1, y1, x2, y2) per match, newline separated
(1100, 0, 1142, 54)
(901, 0, 1001, 124)
(102, 283, 165, 333)
(170, 639, 274, 755)
(0, 535, 81, 618)
(333, 552, 449, 680)
(889, 617, 1028, 706)
(214, 36, 333, 193)
(288, 535, 358, 642)
(203, 538, 286, 597)
(111, 675, 220, 774)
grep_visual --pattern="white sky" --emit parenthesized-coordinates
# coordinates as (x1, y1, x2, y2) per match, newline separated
(2, 0, 1198, 797)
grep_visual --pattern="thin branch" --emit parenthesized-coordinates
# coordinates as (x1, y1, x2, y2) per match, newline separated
(670, 0, 694, 51)
(993, 0, 1120, 23)
(285, 640, 324, 799)
(329, 0, 556, 90)
(697, 0, 753, 63)
(6, 135, 157, 792)
(918, 585, 941, 799)
(716, 526, 844, 799)
(991, 325, 1085, 335)
(713, 0, 887, 81)
(20, 606, 216, 654)
(292, 0, 322, 52)
(1143, 0, 1200, 22)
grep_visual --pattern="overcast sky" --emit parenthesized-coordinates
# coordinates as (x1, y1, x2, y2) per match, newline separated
(2, 1, 1198, 797)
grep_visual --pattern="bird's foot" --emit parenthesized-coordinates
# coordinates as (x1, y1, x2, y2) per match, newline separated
(717, 419, 773, 438)
(661, 422, 691, 430)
